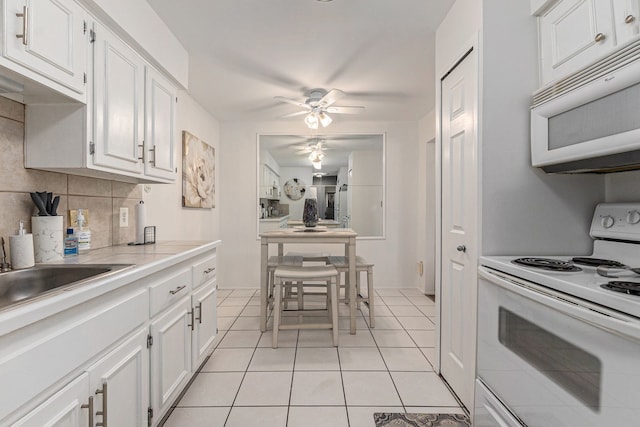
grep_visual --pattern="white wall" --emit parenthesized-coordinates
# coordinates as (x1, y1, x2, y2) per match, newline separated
(219, 120, 422, 289)
(436, 0, 604, 258)
(606, 171, 640, 202)
(144, 90, 220, 242)
(479, 0, 604, 255)
(418, 110, 436, 294)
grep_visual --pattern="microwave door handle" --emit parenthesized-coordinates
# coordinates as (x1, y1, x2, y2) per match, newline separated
(479, 266, 640, 341)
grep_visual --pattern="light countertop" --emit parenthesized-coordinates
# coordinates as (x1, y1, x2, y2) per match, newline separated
(0, 240, 221, 335)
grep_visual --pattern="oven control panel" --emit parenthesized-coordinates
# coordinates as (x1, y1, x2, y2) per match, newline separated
(591, 203, 640, 241)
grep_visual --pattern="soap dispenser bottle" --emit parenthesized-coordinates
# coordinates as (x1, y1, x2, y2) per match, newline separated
(76, 209, 91, 251)
(9, 220, 35, 269)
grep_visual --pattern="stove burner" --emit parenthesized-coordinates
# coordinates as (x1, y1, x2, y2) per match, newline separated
(601, 281, 640, 296)
(512, 257, 582, 272)
(572, 257, 627, 268)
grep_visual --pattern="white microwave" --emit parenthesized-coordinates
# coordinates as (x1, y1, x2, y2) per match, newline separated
(531, 43, 640, 173)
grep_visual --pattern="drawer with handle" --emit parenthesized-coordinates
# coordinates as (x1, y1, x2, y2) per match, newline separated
(149, 267, 191, 316)
(192, 254, 217, 289)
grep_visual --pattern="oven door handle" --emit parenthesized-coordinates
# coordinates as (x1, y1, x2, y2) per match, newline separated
(479, 266, 640, 341)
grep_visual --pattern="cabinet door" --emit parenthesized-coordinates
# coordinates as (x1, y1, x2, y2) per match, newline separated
(150, 298, 192, 422)
(613, 0, 640, 45)
(87, 329, 149, 427)
(92, 21, 144, 175)
(2, 0, 87, 95)
(192, 282, 217, 369)
(144, 67, 177, 181)
(539, 0, 615, 84)
(12, 373, 90, 427)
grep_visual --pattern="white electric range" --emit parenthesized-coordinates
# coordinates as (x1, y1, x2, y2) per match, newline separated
(474, 203, 640, 427)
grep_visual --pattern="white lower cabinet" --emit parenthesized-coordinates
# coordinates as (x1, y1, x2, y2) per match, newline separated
(12, 329, 150, 427)
(192, 282, 217, 368)
(12, 373, 91, 427)
(149, 297, 192, 421)
(1, 246, 219, 427)
(87, 328, 150, 427)
(148, 281, 218, 425)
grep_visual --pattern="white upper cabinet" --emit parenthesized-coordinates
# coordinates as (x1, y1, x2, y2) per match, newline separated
(2, 0, 87, 98)
(92, 21, 145, 175)
(536, 0, 640, 86)
(24, 17, 178, 184)
(538, 0, 615, 85)
(613, 0, 640, 45)
(144, 66, 177, 180)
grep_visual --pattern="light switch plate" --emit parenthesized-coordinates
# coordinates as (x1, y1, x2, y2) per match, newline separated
(119, 207, 129, 227)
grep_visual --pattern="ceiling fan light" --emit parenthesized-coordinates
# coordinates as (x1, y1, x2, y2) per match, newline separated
(312, 160, 322, 169)
(305, 113, 319, 129)
(318, 112, 332, 127)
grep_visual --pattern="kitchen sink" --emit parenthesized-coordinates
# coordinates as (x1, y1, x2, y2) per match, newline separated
(0, 264, 134, 311)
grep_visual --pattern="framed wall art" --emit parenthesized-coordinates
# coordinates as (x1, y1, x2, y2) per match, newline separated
(182, 131, 215, 208)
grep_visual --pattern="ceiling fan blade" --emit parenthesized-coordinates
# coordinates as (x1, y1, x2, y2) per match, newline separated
(325, 106, 365, 114)
(281, 110, 309, 118)
(274, 96, 311, 110)
(319, 89, 345, 107)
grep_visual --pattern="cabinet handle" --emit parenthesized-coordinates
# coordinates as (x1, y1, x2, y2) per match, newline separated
(204, 267, 216, 275)
(456, 245, 467, 253)
(81, 396, 94, 427)
(625, 15, 636, 24)
(15, 6, 28, 46)
(169, 285, 186, 295)
(138, 143, 144, 162)
(196, 302, 203, 323)
(149, 146, 156, 166)
(188, 309, 194, 331)
(95, 382, 108, 427)
(594, 32, 606, 42)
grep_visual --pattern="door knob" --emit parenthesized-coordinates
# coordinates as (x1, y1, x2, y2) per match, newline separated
(594, 33, 606, 42)
(456, 245, 466, 253)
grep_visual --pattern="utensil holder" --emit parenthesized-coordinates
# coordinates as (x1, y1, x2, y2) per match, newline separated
(32, 216, 63, 262)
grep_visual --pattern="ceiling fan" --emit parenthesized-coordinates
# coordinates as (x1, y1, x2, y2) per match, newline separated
(274, 88, 364, 129)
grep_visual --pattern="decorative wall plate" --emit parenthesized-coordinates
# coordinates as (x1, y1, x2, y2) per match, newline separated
(283, 178, 306, 200)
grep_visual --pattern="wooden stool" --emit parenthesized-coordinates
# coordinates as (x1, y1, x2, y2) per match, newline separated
(272, 265, 339, 348)
(327, 256, 375, 327)
(268, 256, 303, 310)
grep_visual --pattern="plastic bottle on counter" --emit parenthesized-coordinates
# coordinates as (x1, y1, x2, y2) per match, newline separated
(76, 209, 91, 251)
(64, 228, 78, 257)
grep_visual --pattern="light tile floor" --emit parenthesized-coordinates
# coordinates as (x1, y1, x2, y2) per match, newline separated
(162, 288, 463, 427)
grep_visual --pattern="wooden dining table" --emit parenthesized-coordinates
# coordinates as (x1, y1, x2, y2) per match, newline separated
(259, 227, 359, 334)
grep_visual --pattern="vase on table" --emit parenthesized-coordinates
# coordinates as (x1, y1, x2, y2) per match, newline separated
(303, 198, 318, 227)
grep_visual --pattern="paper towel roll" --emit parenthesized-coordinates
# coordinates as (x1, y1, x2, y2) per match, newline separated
(136, 201, 146, 244)
(10, 234, 35, 269)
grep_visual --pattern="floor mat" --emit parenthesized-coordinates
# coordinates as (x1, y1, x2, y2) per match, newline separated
(373, 413, 471, 427)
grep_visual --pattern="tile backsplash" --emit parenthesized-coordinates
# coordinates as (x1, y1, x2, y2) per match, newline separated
(0, 96, 142, 259)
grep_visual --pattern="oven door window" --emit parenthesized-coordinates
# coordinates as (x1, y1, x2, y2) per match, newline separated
(498, 307, 602, 411)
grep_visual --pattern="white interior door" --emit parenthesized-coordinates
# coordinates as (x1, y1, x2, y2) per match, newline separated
(439, 47, 478, 410)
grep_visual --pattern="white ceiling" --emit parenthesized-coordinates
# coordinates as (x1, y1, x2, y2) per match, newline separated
(146, 0, 454, 123)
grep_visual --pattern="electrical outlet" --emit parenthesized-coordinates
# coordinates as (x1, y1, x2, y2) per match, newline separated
(119, 207, 129, 227)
